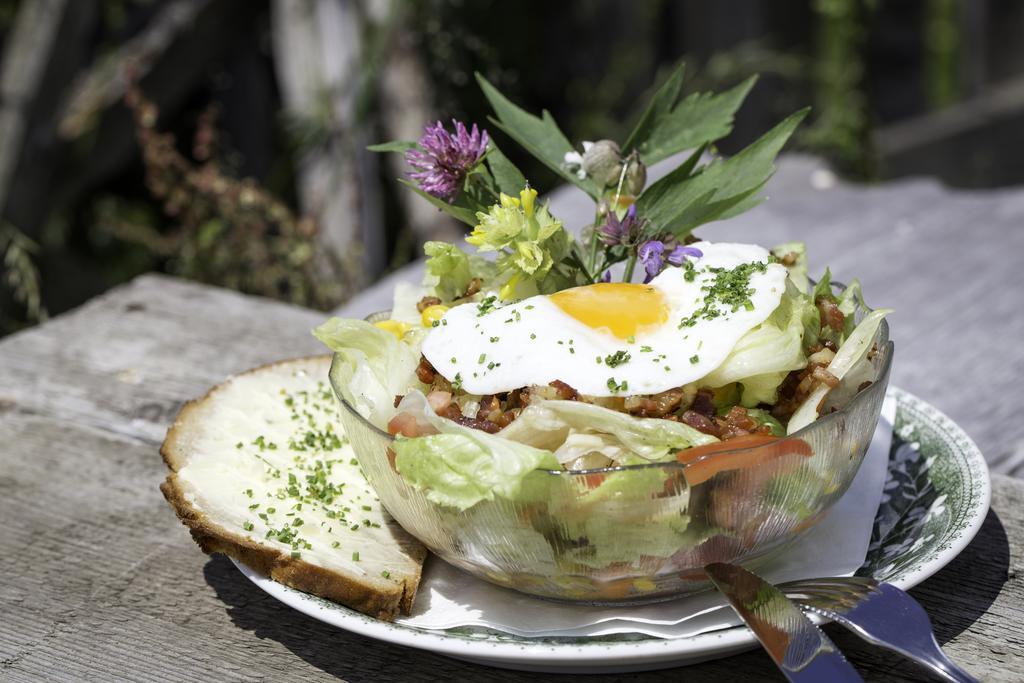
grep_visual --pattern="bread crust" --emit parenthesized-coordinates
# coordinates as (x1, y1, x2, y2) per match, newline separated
(159, 356, 426, 621)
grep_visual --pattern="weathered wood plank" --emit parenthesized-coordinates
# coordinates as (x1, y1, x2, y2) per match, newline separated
(0, 403, 1019, 681)
(0, 274, 324, 445)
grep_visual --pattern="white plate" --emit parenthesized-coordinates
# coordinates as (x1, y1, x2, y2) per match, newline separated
(232, 387, 990, 673)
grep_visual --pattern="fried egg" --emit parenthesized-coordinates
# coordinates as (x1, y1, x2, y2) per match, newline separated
(420, 241, 788, 397)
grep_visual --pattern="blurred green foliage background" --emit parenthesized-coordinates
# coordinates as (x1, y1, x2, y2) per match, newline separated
(0, 0, 1017, 335)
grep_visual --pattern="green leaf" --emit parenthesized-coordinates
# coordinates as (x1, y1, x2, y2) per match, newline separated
(633, 76, 757, 166)
(623, 67, 756, 166)
(485, 141, 528, 196)
(637, 107, 809, 237)
(367, 140, 418, 153)
(634, 144, 708, 232)
(476, 73, 601, 198)
(398, 179, 480, 226)
(660, 183, 765, 237)
(622, 63, 687, 155)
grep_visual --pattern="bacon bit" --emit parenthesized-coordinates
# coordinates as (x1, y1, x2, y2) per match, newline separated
(476, 395, 501, 420)
(817, 297, 845, 332)
(691, 389, 716, 417)
(779, 251, 799, 266)
(416, 295, 442, 313)
(454, 415, 501, 433)
(811, 366, 840, 388)
(492, 408, 520, 428)
(681, 410, 721, 437)
(548, 380, 579, 400)
(858, 381, 873, 392)
(716, 405, 766, 441)
(439, 402, 463, 421)
(393, 394, 403, 408)
(463, 277, 483, 297)
(625, 388, 685, 417)
(431, 374, 452, 394)
(415, 355, 437, 384)
(506, 388, 529, 409)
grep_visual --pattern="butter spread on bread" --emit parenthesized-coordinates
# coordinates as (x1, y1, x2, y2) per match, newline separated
(160, 356, 427, 621)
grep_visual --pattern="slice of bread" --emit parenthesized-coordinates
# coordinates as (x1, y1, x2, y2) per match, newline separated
(160, 356, 427, 621)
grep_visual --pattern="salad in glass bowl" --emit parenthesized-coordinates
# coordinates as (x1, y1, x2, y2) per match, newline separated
(314, 67, 894, 602)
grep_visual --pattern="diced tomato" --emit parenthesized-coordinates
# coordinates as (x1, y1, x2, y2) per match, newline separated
(387, 412, 421, 437)
(426, 390, 453, 414)
(679, 435, 813, 487)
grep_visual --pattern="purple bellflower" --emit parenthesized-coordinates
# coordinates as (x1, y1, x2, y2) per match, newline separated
(405, 120, 488, 202)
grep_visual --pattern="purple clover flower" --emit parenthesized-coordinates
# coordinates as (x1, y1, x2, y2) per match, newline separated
(598, 204, 640, 246)
(638, 240, 703, 283)
(405, 120, 488, 202)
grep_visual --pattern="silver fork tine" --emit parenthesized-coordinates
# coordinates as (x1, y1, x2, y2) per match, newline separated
(780, 579, 978, 683)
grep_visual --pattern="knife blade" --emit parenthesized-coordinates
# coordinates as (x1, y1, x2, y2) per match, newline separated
(705, 562, 863, 682)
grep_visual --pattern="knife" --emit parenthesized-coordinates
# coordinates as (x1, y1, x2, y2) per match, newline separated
(705, 562, 863, 682)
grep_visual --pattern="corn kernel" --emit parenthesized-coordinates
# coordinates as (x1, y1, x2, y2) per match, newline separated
(633, 578, 657, 592)
(373, 320, 410, 339)
(420, 304, 449, 328)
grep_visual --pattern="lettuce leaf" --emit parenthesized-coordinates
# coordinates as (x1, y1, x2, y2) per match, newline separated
(787, 307, 892, 434)
(392, 431, 558, 509)
(390, 388, 717, 510)
(390, 281, 427, 323)
(746, 408, 786, 436)
(771, 241, 809, 294)
(701, 283, 810, 406)
(736, 371, 790, 407)
(390, 391, 559, 509)
(811, 267, 835, 304)
(837, 279, 862, 338)
(565, 504, 693, 568)
(423, 241, 496, 302)
(498, 399, 718, 461)
(313, 318, 424, 429)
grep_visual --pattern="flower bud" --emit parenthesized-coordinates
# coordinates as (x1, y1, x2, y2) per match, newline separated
(624, 152, 647, 195)
(582, 139, 623, 187)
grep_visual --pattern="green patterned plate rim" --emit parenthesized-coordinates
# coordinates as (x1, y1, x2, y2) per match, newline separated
(232, 386, 990, 672)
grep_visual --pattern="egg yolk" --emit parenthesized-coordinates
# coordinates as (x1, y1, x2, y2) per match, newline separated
(549, 283, 668, 339)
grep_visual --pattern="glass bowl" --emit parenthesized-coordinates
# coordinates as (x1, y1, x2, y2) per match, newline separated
(330, 313, 892, 604)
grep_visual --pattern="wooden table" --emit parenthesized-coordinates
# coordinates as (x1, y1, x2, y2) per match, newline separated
(2, 156, 1023, 680)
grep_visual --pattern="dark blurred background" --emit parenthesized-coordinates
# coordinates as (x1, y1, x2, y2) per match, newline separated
(0, 0, 1020, 336)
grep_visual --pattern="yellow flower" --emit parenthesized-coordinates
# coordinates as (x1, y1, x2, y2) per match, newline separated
(468, 185, 569, 300)
(518, 187, 536, 217)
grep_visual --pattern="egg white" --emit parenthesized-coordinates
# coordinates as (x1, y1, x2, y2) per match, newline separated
(420, 241, 788, 397)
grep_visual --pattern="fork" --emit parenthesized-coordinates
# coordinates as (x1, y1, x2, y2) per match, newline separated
(779, 576, 978, 683)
